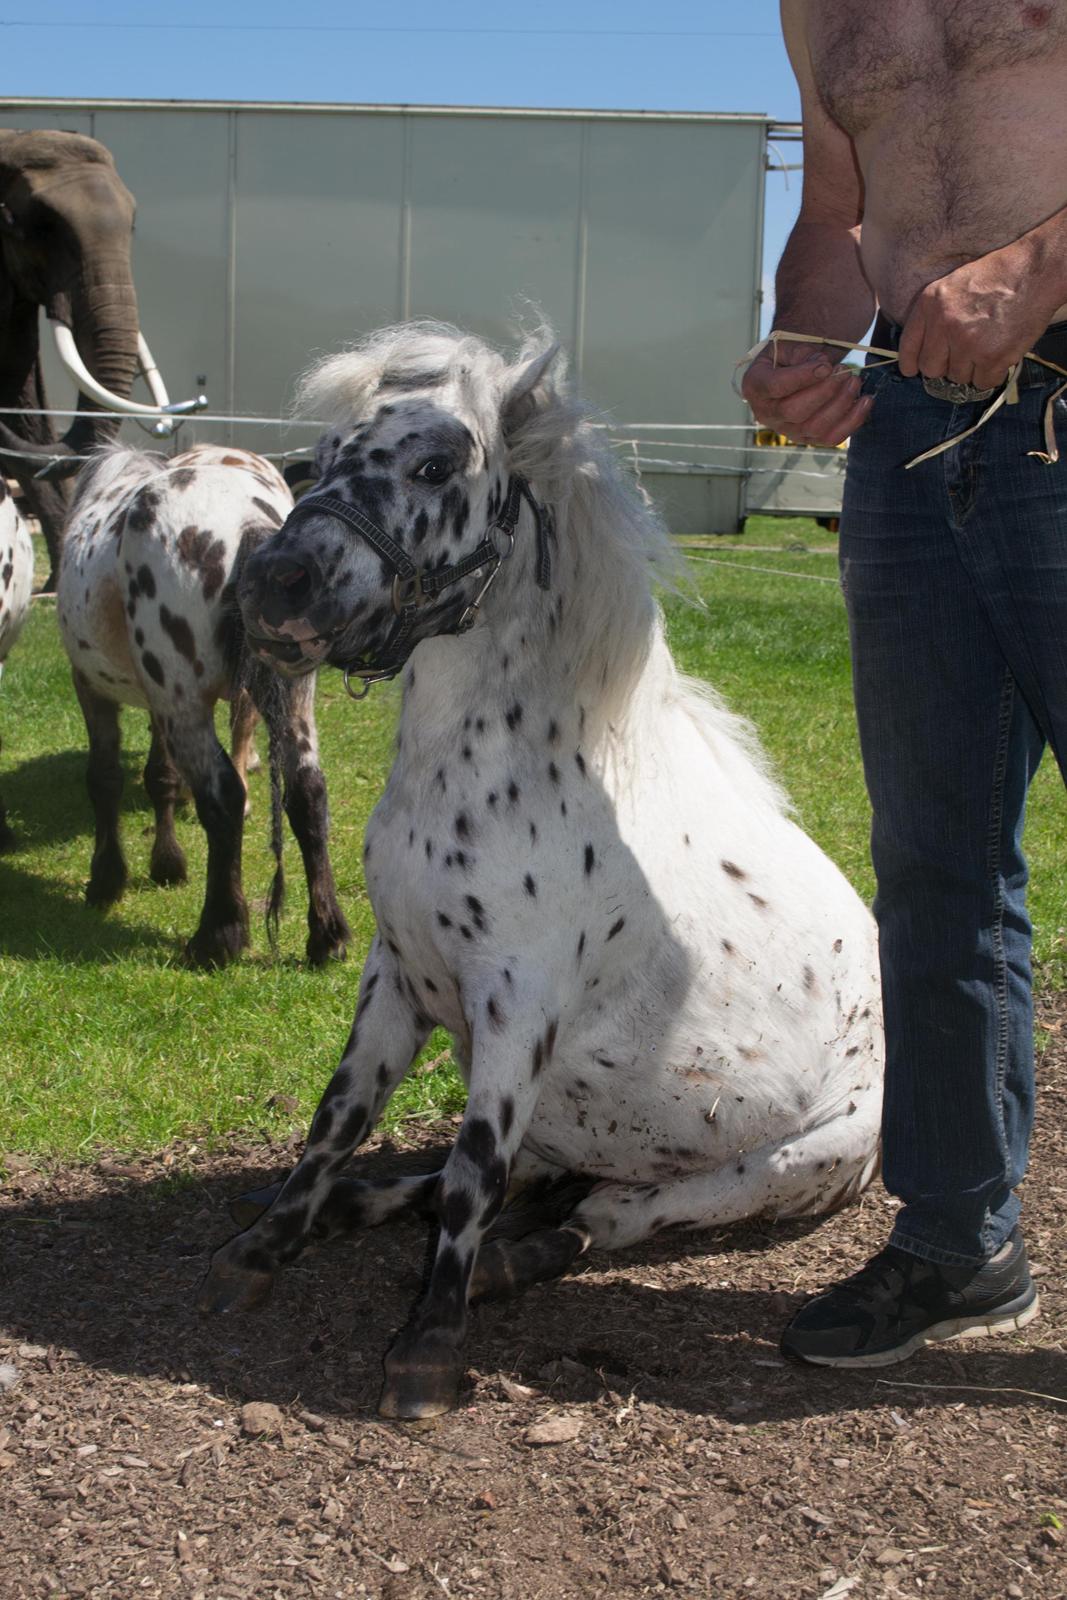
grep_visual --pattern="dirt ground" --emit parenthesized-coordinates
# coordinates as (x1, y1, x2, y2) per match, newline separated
(2, 1007, 1064, 1600)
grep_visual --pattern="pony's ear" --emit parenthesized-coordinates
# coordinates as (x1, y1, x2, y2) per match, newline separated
(314, 429, 343, 477)
(501, 343, 561, 438)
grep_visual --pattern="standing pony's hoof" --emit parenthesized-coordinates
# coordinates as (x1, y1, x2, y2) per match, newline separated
(378, 1328, 464, 1419)
(149, 837, 188, 887)
(85, 844, 128, 907)
(183, 917, 250, 970)
(305, 911, 351, 968)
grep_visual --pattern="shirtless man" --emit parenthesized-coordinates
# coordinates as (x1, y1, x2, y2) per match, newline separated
(744, 1, 1067, 1366)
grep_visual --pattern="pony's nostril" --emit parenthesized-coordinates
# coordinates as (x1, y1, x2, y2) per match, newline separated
(274, 560, 312, 606)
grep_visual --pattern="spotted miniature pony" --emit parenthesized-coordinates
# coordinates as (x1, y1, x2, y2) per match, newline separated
(57, 444, 350, 968)
(0, 477, 35, 848)
(200, 323, 883, 1416)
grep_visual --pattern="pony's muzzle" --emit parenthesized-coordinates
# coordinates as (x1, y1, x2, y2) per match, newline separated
(244, 546, 324, 631)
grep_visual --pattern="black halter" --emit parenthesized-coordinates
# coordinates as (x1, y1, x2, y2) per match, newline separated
(287, 475, 553, 698)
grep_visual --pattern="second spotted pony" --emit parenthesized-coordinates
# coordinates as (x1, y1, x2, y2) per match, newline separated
(58, 444, 350, 968)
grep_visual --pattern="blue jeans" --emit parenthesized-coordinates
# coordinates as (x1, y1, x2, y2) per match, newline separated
(840, 353, 1067, 1265)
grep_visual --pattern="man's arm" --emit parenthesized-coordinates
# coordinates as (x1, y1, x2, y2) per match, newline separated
(742, 0, 877, 445)
(898, 204, 1067, 388)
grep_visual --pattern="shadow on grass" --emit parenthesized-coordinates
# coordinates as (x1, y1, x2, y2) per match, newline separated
(0, 748, 152, 852)
(1, 1137, 1062, 1426)
(0, 854, 175, 962)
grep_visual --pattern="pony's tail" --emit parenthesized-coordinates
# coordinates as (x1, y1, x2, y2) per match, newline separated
(228, 539, 287, 955)
(262, 675, 287, 955)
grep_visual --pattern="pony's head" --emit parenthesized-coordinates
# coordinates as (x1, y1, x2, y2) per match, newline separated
(238, 322, 562, 685)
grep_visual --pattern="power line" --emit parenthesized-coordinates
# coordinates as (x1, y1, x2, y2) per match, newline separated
(0, 20, 779, 36)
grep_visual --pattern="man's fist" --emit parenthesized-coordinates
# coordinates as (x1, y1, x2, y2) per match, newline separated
(741, 343, 873, 447)
(898, 244, 1056, 390)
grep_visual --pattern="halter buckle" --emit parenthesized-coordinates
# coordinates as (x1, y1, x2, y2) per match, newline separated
(392, 568, 429, 612)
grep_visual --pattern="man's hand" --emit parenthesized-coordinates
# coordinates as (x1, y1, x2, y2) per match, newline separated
(898, 241, 1059, 389)
(741, 341, 874, 447)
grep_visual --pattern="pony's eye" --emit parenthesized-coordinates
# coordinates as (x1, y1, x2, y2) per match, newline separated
(414, 456, 454, 486)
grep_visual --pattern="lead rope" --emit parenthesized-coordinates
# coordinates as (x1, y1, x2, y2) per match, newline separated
(734, 329, 1067, 468)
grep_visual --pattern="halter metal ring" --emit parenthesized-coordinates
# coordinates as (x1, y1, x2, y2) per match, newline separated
(343, 667, 374, 700)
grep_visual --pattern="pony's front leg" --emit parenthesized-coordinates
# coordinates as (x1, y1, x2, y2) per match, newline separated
(198, 938, 430, 1314)
(379, 1015, 551, 1420)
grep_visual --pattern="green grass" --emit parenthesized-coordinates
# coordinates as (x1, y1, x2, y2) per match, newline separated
(3, 516, 1067, 1160)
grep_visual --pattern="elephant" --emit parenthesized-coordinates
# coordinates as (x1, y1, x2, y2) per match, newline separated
(0, 129, 196, 591)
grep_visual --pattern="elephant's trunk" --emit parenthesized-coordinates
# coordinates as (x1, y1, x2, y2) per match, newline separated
(55, 262, 142, 446)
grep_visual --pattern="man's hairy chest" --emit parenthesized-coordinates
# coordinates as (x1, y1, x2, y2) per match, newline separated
(807, 0, 1067, 133)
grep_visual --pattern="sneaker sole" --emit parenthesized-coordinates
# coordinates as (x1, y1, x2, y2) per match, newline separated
(788, 1290, 1040, 1369)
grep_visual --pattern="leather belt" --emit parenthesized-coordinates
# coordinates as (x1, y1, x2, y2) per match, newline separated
(871, 312, 1067, 403)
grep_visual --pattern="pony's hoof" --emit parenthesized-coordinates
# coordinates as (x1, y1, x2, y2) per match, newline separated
(197, 1251, 274, 1316)
(183, 920, 249, 970)
(86, 850, 127, 908)
(228, 1182, 284, 1229)
(378, 1330, 463, 1419)
(149, 844, 187, 888)
(305, 914, 351, 968)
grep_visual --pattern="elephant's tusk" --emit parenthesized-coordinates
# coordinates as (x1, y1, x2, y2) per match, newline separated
(137, 332, 171, 409)
(48, 321, 207, 429)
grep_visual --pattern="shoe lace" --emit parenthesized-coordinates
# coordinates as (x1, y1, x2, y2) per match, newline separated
(832, 1245, 916, 1302)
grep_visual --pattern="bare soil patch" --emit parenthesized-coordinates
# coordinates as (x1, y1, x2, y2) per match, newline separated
(2, 1007, 1065, 1600)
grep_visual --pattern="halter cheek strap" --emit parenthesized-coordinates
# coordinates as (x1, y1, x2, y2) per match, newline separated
(282, 473, 552, 699)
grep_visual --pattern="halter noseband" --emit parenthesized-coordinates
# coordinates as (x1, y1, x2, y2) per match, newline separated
(283, 475, 552, 700)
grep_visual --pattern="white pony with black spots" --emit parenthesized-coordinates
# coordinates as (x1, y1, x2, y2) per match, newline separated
(201, 323, 883, 1418)
(0, 476, 34, 848)
(58, 444, 350, 968)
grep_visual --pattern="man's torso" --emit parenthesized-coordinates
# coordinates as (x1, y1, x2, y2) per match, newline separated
(803, 0, 1067, 322)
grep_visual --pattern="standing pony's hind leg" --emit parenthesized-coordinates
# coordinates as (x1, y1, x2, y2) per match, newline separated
(73, 671, 127, 907)
(144, 719, 187, 887)
(259, 669, 350, 966)
(229, 688, 260, 816)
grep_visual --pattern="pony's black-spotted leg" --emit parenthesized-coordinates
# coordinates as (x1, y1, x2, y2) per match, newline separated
(379, 1025, 549, 1419)
(73, 671, 127, 907)
(469, 1222, 592, 1302)
(272, 674, 350, 967)
(199, 940, 430, 1314)
(229, 1171, 441, 1233)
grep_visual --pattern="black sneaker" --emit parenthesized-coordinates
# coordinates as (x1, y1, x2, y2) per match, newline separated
(780, 1228, 1040, 1367)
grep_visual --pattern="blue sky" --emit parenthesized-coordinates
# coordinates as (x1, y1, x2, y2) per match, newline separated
(0, 0, 803, 314)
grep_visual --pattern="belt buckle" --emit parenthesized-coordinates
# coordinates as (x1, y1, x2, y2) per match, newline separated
(922, 376, 996, 404)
